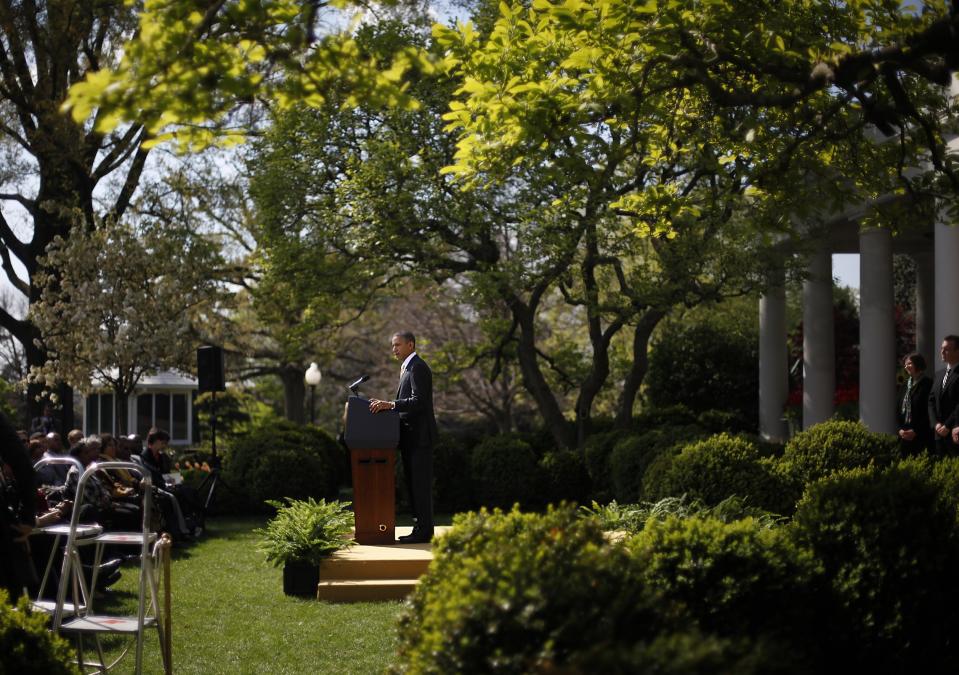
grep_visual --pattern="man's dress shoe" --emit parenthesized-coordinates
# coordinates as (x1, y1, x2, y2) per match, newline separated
(398, 530, 433, 544)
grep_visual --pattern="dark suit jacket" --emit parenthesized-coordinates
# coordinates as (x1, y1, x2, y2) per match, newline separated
(394, 354, 438, 450)
(899, 374, 932, 453)
(929, 367, 959, 453)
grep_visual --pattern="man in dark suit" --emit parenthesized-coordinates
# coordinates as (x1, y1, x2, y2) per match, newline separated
(930, 336, 959, 456)
(370, 331, 437, 544)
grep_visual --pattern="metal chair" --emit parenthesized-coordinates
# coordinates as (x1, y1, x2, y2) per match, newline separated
(51, 461, 169, 674)
(30, 456, 101, 618)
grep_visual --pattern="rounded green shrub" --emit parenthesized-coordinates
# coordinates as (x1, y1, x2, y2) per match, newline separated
(633, 404, 698, 431)
(777, 420, 898, 490)
(222, 418, 346, 513)
(583, 429, 627, 502)
(432, 432, 475, 513)
(394, 506, 742, 674)
(930, 455, 959, 509)
(539, 450, 590, 505)
(469, 434, 541, 509)
(791, 463, 959, 671)
(393, 506, 811, 674)
(628, 516, 824, 671)
(646, 321, 759, 429)
(611, 425, 706, 503)
(640, 434, 786, 512)
(0, 591, 79, 674)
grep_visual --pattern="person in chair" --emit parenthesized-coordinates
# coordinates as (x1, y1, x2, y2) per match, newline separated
(370, 331, 437, 544)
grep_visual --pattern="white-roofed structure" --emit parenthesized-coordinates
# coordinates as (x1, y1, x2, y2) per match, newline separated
(83, 370, 199, 446)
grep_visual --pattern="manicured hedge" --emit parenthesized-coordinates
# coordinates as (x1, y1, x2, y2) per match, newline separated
(641, 434, 788, 513)
(629, 516, 824, 671)
(539, 450, 590, 506)
(393, 506, 770, 674)
(0, 591, 79, 674)
(611, 425, 706, 503)
(432, 433, 475, 513)
(221, 418, 347, 513)
(791, 463, 959, 671)
(777, 420, 898, 488)
(469, 434, 541, 509)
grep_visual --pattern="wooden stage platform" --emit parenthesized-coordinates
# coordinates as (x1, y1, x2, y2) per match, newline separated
(317, 526, 450, 602)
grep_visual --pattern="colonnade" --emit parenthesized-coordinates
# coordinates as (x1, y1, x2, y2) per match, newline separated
(758, 220, 959, 441)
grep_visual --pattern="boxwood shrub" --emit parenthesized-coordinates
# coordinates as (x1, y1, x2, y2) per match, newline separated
(539, 450, 590, 506)
(394, 506, 813, 674)
(611, 425, 706, 503)
(583, 429, 628, 503)
(776, 419, 898, 492)
(628, 516, 824, 672)
(641, 434, 788, 513)
(222, 418, 346, 513)
(432, 432, 475, 513)
(469, 434, 541, 509)
(0, 591, 78, 674)
(791, 463, 959, 671)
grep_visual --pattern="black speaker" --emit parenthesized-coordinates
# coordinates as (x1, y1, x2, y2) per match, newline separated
(197, 346, 225, 392)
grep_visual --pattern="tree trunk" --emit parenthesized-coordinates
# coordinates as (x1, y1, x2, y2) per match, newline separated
(116, 391, 129, 436)
(58, 382, 75, 436)
(511, 303, 575, 450)
(281, 367, 307, 424)
(614, 309, 666, 429)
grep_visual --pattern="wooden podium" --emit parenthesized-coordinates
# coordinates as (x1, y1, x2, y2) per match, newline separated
(343, 396, 399, 545)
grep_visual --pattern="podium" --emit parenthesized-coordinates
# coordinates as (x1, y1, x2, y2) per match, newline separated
(343, 396, 399, 545)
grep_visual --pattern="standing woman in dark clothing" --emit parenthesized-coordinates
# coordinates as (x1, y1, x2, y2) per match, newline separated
(898, 352, 933, 455)
(0, 410, 37, 599)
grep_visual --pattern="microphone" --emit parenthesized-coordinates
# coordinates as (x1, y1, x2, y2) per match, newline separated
(348, 375, 369, 395)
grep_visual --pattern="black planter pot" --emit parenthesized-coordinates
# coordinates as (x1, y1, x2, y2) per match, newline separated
(282, 560, 320, 597)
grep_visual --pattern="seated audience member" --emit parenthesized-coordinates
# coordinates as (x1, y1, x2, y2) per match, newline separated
(27, 439, 45, 464)
(35, 432, 70, 487)
(66, 428, 84, 448)
(1, 411, 37, 598)
(29, 403, 57, 435)
(139, 428, 195, 542)
(64, 439, 139, 530)
(97, 433, 137, 496)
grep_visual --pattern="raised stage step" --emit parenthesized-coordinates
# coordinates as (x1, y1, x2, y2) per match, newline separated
(316, 526, 449, 603)
(317, 578, 418, 602)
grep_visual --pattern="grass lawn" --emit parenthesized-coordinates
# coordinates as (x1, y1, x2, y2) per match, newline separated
(87, 517, 404, 674)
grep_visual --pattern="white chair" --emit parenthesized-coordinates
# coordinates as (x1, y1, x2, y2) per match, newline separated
(52, 461, 170, 674)
(30, 456, 101, 618)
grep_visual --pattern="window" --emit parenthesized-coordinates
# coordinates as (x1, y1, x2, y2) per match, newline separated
(135, 392, 191, 443)
(85, 393, 115, 436)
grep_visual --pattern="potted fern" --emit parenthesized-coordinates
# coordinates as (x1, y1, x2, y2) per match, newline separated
(257, 497, 355, 596)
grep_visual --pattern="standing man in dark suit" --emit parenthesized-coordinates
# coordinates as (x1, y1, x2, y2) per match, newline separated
(930, 336, 959, 456)
(370, 332, 437, 544)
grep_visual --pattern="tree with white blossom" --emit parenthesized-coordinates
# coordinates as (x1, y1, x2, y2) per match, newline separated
(28, 218, 221, 433)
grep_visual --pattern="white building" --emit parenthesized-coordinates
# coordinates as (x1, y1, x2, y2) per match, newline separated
(83, 371, 198, 446)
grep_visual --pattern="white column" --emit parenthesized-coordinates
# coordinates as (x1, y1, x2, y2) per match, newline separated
(914, 251, 935, 367)
(803, 250, 835, 428)
(859, 227, 896, 433)
(935, 220, 959, 342)
(759, 271, 788, 442)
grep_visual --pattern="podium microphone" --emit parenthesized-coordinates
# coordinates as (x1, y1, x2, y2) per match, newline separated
(349, 375, 369, 396)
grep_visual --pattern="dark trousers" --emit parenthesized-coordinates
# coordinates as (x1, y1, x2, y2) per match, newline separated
(934, 435, 959, 457)
(400, 442, 434, 534)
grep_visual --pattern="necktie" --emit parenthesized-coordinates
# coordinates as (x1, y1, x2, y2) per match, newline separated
(945, 368, 952, 389)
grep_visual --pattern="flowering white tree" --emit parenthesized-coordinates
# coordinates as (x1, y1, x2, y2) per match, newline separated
(28, 218, 221, 433)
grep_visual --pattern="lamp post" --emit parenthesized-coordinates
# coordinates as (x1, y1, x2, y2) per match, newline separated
(305, 362, 322, 425)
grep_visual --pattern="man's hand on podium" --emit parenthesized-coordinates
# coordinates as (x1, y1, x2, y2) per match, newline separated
(369, 399, 395, 414)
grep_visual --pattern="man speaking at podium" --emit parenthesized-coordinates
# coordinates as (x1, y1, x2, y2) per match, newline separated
(370, 331, 437, 543)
